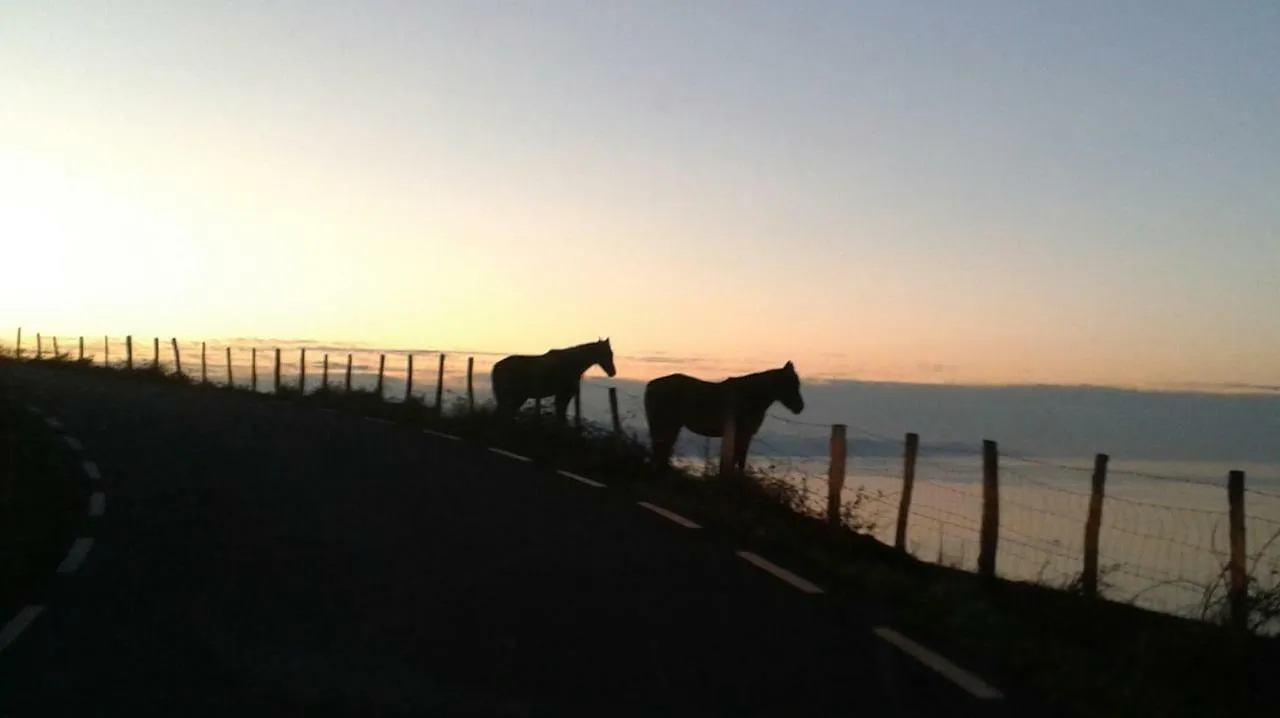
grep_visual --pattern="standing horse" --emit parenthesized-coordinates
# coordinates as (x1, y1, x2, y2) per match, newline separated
(643, 361, 805, 473)
(490, 338, 617, 425)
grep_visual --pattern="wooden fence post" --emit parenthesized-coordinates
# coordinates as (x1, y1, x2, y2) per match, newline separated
(376, 354, 386, 397)
(126, 335, 133, 370)
(1081, 453, 1110, 598)
(827, 424, 848, 527)
(170, 338, 182, 376)
(103, 336, 109, 366)
(200, 342, 207, 384)
(273, 348, 281, 394)
(978, 440, 1001, 581)
(226, 347, 234, 387)
(1228, 470, 1248, 631)
(153, 337, 159, 369)
(466, 357, 475, 412)
(435, 354, 446, 414)
(78, 336, 84, 362)
(52, 336, 59, 358)
(250, 348, 257, 391)
(322, 354, 329, 390)
(36, 333, 42, 359)
(345, 354, 353, 393)
(405, 354, 415, 401)
(299, 348, 306, 394)
(14, 328, 20, 359)
(718, 408, 738, 478)
(894, 433, 919, 551)
(608, 387, 622, 436)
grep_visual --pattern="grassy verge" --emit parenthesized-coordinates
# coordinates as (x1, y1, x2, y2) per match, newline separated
(5, 352, 1279, 716)
(0, 374, 85, 613)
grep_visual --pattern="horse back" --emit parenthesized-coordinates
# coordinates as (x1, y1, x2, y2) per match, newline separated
(644, 373, 732, 437)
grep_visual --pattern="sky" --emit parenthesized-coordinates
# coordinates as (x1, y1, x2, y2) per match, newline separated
(2, 1, 1278, 389)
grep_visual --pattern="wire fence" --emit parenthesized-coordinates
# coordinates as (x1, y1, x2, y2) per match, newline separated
(9, 331, 1280, 632)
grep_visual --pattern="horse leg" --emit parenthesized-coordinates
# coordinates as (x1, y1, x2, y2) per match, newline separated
(554, 391, 572, 428)
(734, 431, 753, 475)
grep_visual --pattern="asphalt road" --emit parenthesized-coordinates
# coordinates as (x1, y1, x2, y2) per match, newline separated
(0, 363, 1014, 717)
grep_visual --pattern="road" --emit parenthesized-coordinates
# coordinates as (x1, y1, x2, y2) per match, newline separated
(0, 363, 1013, 717)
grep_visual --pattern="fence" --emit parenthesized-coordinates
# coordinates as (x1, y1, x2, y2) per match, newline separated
(8, 329, 1280, 632)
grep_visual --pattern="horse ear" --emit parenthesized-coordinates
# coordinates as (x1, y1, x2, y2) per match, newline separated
(785, 360, 794, 370)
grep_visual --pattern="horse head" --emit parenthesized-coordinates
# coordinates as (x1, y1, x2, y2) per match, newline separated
(596, 336, 617, 378)
(776, 360, 805, 414)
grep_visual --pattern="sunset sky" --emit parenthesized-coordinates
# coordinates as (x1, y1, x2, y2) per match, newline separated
(2, 2, 1278, 388)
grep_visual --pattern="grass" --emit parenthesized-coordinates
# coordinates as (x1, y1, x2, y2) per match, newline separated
(4, 349, 1279, 716)
(0, 376, 85, 613)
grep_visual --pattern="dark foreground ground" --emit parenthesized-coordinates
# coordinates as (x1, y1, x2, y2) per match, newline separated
(0, 362, 1022, 717)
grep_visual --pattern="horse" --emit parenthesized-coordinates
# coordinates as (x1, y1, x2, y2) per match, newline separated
(643, 361, 805, 474)
(490, 338, 617, 425)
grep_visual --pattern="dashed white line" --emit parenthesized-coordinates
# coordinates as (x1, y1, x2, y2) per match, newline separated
(638, 501, 699, 528)
(0, 605, 44, 654)
(57, 537, 95, 573)
(558, 470, 605, 488)
(873, 627, 1004, 700)
(365, 417, 394, 425)
(735, 551, 824, 594)
(88, 492, 105, 517)
(64, 436, 84, 452)
(44, 416, 63, 430)
(488, 447, 531, 462)
(319, 407, 338, 414)
(82, 461, 101, 480)
(423, 429, 461, 441)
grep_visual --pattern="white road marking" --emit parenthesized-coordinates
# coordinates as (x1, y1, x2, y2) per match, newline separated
(488, 447, 531, 462)
(319, 407, 338, 414)
(423, 429, 461, 441)
(44, 417, 63, 430)
(365, 417, 394, 425)
(0, 605, 44, 654)
(57, 537, 95, 573)
(735, 551, 824, 594)
(64, 436, 84, 452)
(88, 492, 105, 517)
(638, 501, 699, 528)
(558, 470, 605, 488)
(82, 461, 101, 480)
(873, 627, 1004, 700)
(24, 405, 41, 416)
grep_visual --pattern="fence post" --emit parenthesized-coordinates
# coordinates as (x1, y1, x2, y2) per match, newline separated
(36, 333, 42, 359)
(153, 337, 159, 369)
(273, 348, 281, 394)
(78, 336, 84, 362)
(574, 379, 583, 430)
(52, 336, 59, 358)
(894, 433, 919, 551)
(827, 424, 847, 528)
(376, 354, 386, 397)
(14, 328, 20, 359)
(608, 387, 622, 436)
(299, 348, 306, 394)
(718, 408, 738, 478)
(1082, 453, 1109, 598)
(435, 354, 446, 414)
(322, 354, 329, 390)
(171, 338, 182, 376)
(200, 342, 207, 384)
(466, 357, 475, 412)
(104, 336, 109, 366)
(1228, 470, 1248, 631)
(126, 335, 133, 370)
(226, 347, 234, 387)
(250, 348, 257, 391)
(345, 354, 353, 393)
(978, 440, 1001, 581)
(405, 354, 415, 402)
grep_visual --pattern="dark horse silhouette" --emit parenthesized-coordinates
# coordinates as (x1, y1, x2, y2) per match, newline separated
(643, 361, 805, 474)
(490, 338, 617, 424)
